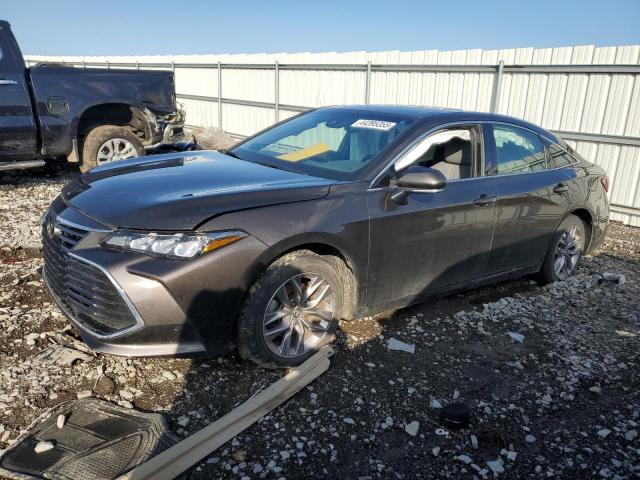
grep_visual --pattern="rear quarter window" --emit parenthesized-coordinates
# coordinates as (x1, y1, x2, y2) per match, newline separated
(547, 142, 578, 168)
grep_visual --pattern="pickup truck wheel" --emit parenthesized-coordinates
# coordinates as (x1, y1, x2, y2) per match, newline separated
(80, 125, 144, 172)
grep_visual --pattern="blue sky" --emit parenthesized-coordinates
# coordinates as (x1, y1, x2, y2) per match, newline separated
(4, 0, 640, 56)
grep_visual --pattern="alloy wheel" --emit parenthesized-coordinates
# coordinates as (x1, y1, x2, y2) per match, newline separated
(553, 225, 582, 279)
(96, 138, 139, 164)
(262, 273, 335, 358)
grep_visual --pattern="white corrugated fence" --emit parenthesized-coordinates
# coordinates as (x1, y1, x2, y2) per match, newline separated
(26, 45, 640, 225)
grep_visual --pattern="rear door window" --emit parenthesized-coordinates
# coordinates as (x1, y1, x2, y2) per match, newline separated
(486, 124, 546, 176)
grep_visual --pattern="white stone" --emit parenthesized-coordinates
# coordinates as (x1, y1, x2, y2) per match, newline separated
(487, 459, 505, 474)
(404, 421, 420, 436)
(56, 415, 66, 429)
(120, 390, 134, 401)
(35, 440, 55, 453)
(343, 417, 355, 425)
(507, 331, 525, 343)
(76, 390, 92, 399)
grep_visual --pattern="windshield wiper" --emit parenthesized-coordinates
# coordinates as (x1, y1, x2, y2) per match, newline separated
(221, 148, 308, 175)
(219, 149, 242, 160)
(254, 160, 309, 176)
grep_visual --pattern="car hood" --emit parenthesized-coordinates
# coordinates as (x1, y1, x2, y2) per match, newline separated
(62, 151, 334, 230)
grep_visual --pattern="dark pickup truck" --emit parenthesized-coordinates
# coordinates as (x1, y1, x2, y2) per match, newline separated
(0, 19, 185, 172)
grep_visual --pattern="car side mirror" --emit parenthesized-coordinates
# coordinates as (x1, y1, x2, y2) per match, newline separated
(390, 166, 447, 204)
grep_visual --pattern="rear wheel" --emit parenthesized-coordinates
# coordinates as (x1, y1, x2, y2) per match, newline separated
(237, 251, 344, 368)
(537, 215, 586, 284)
(80, 125, 144, 173)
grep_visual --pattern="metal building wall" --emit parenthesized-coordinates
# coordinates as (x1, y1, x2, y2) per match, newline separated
(26, 45, 640, 225)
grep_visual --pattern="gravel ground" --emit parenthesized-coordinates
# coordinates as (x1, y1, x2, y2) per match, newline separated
(0, 164, 639, 479)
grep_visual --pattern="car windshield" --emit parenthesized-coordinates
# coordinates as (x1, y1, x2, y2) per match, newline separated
(232, 109, 416, 180)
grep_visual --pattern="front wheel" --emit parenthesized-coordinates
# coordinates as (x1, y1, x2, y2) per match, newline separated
(237, 251, 344, 368)
(537, 215, 586, 284)
(80, 125, 145, 173)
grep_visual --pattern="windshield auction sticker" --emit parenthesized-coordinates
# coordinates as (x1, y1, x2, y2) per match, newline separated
(351, 119, 397, 131)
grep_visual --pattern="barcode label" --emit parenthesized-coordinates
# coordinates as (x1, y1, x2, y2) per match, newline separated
(351, 119, 397, 131)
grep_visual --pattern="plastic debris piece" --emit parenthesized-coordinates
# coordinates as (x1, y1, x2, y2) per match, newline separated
(388, 338, 416, 354)
(591, 272, 626, 286)
(34, 345, 93, 366)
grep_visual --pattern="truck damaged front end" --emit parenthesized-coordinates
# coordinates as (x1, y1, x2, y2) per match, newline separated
(139, 106, 188, 150)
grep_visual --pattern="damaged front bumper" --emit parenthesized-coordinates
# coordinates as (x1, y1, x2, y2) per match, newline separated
(143, 108, 201, 154)
(142, 106, 186, 148)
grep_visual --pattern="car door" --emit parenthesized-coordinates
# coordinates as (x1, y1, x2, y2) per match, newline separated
(0, 24, 38, 161)
(483, 123, 571, 275)
(366, 124, 498, 307)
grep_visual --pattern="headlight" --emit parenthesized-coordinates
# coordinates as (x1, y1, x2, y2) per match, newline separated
(101, 230, 246, 259)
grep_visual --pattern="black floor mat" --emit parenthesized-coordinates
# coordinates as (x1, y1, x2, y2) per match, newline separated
(0, 398, 177, 480)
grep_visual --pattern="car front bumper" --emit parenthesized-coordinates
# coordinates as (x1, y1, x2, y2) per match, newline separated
(41, 197, 267, 357)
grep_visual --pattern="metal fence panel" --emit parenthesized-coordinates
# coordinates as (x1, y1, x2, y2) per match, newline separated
(25, 44, 640, 224)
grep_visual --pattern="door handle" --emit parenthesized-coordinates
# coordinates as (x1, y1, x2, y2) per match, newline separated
(0, 79, 18, 86)
(473, 194, 498, 206)
(553, 183, 569, 194)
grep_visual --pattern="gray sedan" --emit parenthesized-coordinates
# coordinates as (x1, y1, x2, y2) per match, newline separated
(42, 106, 609, 366)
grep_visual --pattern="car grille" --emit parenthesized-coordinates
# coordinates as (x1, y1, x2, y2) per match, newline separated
(42, 222, 139, 336)
(49, 216, 89, 249)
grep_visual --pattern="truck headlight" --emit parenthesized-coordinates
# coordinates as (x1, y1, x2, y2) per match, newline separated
(101, 230, 246, 259)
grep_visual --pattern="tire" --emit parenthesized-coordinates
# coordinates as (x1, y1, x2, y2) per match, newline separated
(80, 125, 145, 173)
(237, 250, 345, 368)
(536, 215, 587, 285)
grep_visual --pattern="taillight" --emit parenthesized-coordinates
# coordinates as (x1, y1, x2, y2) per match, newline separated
(601, 176, 609, 193)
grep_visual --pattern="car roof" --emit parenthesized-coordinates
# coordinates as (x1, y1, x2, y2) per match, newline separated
(321, 104, 559, 143)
